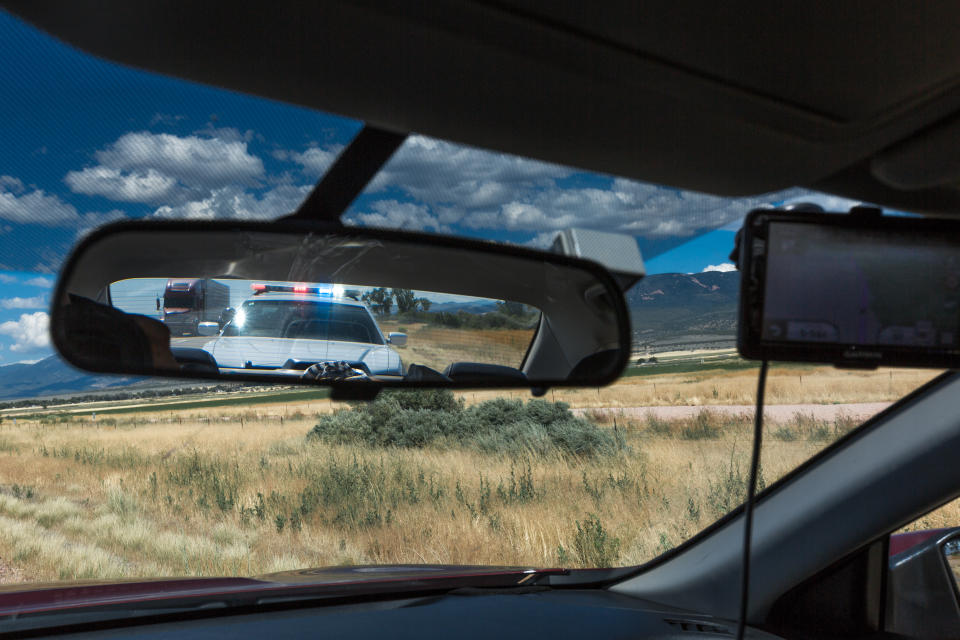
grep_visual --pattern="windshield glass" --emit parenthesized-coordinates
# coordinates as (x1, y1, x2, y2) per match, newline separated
(0, 8, 950, 588)
(224, 301, 384, 343)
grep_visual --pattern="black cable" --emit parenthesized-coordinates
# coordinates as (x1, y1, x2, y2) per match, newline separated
(736, 359, 768, 640)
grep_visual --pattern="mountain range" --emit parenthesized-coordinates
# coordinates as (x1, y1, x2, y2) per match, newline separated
(627, 270, 739, 349)
(0, 356, 145, 402)
(426, 300, 499, 313)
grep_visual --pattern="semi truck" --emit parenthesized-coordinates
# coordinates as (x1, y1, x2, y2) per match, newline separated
(158, 278, 230, 336)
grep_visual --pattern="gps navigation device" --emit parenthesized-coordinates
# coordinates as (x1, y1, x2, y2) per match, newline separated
(737, 208, 960, 368)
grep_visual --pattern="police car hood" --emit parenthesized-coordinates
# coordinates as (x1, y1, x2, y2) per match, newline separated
(203, 336, 401, 373)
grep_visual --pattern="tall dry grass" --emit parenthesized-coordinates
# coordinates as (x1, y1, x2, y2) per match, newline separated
(0, 365, 951, 585)
(376, 321, 533, 372)
(463, 366, 942, 408)
(0, 399, 954, 584)
(41, 365, 936, 427)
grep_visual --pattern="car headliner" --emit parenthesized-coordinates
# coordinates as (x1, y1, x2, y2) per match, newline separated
(4, 1, 960, 215)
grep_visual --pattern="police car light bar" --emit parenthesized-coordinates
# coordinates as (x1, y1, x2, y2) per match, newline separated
(250, 283, 342, 297)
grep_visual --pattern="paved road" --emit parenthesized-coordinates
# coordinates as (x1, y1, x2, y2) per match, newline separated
(171, 337, 212, 349)
(573, 402, 892, 422)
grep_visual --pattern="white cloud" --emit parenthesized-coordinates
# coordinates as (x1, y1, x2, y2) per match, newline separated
(75, 210, 128, 240)
(97, 132, 264, 186)
(0, 295, 46, 309)
(0, 177, 79, 225)
(152, 184, 311, 220)
(368, 135, 571, 206)
(524, 231, 561, 249)
(702, 263, 737, 273)
(289, 145, 343, 178)
(149, 113, 186, 127)
(348, 200, 450, 233)
(0, 274, 17, 284)
(345, 135, 810, 238)
(0, 176, 24, 192)
(192, 124, 257, 144)
(780, 193, 863, 211)
(0, 311, 50, 352)
(23, 276, 53, 288)
(352, 180, 805, 239)
(65, 131, 265, 204)
(65, 166, 177, 203)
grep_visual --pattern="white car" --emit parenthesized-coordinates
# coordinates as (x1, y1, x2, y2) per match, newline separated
(201, 284, 405, 377)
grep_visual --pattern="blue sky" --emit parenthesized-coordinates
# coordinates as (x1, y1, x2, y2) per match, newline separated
(0, 9, 864, 364)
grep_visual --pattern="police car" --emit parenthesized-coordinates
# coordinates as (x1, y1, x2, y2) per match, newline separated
(201, 283, 406, 377)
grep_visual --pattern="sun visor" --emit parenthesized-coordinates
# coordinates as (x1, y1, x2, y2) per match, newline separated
(871, 114, 960, 190)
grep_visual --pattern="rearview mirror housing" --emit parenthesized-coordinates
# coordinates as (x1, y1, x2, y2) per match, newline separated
(51, 220, 631, 394)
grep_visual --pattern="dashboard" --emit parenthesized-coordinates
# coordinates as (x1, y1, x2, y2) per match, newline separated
(28, 589, 783, 639)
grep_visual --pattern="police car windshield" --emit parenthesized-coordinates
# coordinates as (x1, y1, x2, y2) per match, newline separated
(223, 300, 385, 344)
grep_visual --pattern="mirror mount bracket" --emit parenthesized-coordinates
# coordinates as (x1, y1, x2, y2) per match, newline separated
(282, 125, 407, 223)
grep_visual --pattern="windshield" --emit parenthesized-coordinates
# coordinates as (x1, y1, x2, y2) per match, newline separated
(224, 300, 384, 343)
(0, 8, 951, 591)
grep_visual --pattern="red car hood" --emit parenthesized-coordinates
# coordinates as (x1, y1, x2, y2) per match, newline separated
(888, 527, 957, 556)
(0, 565, 566, 617)
(0, 530, 948, 617)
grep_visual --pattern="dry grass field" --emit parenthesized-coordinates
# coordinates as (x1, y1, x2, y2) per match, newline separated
(464, 365, 941, 408)
(0, 364, 952, 584)
(377, 320, 534, 372)
(52, 363, 934, 422)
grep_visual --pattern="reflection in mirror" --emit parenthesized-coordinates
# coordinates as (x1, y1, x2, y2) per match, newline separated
(52, 225, 629, 388)
(108, 278, 540, 378)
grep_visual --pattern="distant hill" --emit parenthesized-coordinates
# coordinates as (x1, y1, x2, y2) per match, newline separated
(0, 356, 143, 401)
(428, 300, 499, 314)
(627, 271, 739, 349)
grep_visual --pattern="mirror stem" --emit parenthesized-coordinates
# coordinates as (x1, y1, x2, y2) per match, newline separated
(283, 125, 407, 223)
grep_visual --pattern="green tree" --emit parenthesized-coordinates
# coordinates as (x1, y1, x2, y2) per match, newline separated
(392, 288, 417, 313)
(415, 297, 432, 312)
(362, 287, 393, 315)
(496, 300, 526, 317)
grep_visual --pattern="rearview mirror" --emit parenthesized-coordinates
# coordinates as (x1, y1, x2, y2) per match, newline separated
(51, 221, 630, 394)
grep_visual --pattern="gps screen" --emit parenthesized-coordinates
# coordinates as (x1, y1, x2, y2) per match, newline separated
(762, 222, 960, 348)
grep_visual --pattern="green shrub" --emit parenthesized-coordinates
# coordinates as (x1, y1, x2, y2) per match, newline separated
(556, 514, 621, 567)
(772, 426, 798, 441)
(308, 390, 616, 457)
(296, 456, 433, 529)
(644, 412, 674, 436)
(680, 410, 723, 440)
(705, 452, 766, 519)
(166, 451, 240, 513)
